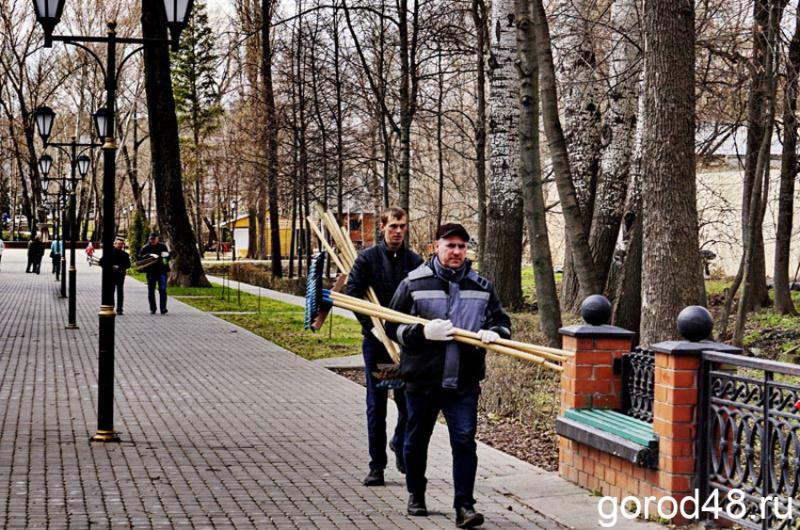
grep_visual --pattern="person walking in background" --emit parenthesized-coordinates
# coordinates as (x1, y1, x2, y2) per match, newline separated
(346, 207, 423, 487)
(100, 237, 131, 315)
(50, 236, 63, 280)
(138, 232, 171, 315)
(28, 236, 45, 274)
(85, 241, 95, 264)
(0, 236, 4, 272)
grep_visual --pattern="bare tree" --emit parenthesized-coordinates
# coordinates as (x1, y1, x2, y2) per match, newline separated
(773, 4, 800, 316)
(533, 0, 600, 300)
(141, 0, 209, 287)
(515, 0, 561, 345)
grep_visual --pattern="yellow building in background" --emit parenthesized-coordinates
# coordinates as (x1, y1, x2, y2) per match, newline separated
(220, 214, 293, 258)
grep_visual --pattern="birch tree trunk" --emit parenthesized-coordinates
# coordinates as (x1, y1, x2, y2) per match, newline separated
(639, 0, 705, 345)
(533, 0, 601, 299)
(516, 0, 561, 346)
(608, 75, 644, 337)
(553, 0, 602, 309)
(773, 5, 800, 316)
(486, 0, 524, 308)
(589, 0, 641, 291)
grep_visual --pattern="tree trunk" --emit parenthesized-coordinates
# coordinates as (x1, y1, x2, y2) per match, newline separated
(247, 207, 257, 259)
(589, 0, 641, 291)
(533, 0, 600, 299)
(472, 0, 489, 272)
(516, 0, 561, 346)
(553, 0, 603, 310)
(486, 0, 524, 308)
(141, 0, 209, 287)
(262, 0, 282, 277)
(607, 67, 646, 337)
(734, 0, 783, 345)
(639, 0, 705, 345)
(773, 6, 800, 316)
(742, 0, 772, 311)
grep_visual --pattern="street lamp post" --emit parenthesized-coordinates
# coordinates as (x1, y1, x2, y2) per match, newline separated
(35, 112, 98, 327)
(32, 0, 195, 442)
(38, 154, 68, 296)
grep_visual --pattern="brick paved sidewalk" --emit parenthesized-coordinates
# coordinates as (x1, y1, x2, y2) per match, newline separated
(0, 250, 563, 530)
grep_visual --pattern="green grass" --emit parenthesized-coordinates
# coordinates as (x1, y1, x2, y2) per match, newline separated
(130, 273, 363, 361)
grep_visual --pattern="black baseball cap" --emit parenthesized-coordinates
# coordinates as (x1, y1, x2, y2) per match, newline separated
(435, 223, 470, 241)
(148, 232, 158, 239)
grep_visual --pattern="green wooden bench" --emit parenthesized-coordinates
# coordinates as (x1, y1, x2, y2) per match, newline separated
(556, 408, 658, 469)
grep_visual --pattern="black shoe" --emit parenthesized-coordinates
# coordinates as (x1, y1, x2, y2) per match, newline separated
(161, 309, 168, 315)
(150, 309, 156, 314)
(362, 469, 384, 486)
(117, 309, 123, 315)
(455, 506, 484, 528)
(389, 440, 406, 474)
(407, 493, 427, 516)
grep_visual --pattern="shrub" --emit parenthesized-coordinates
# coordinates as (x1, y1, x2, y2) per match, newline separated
(128, 210, 149, 254)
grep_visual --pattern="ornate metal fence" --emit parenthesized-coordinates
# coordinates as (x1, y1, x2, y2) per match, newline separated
(698, 351, 800, 530)
(620, 347, 655, 422)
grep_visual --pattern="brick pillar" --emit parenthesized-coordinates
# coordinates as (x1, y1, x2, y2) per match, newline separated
(559, 321, 635, 490)
(649, 338, 741, 519)
(560, 324, 635, 413)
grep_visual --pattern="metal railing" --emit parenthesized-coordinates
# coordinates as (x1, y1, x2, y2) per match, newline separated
(697, 351, 800, 530)
(620, 348, 655, 423)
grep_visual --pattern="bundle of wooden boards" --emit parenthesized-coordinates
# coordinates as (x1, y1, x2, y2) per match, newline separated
(306, 207, 571, 372)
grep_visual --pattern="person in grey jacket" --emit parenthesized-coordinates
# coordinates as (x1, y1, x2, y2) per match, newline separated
(385, 223, 511, 529)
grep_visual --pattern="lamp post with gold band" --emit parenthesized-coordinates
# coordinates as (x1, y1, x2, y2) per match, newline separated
(31, 0, 195, 443)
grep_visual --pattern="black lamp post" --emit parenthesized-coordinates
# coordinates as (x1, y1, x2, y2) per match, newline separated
(32, 0, 195, 443)
(34, 106, 100, 321)
(39, 154, 68, 296)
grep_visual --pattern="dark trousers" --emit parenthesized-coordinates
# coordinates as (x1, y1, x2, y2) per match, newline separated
(32, 257, 42, 274)
(52, 255, 61, 277)
(114, 274, 126, 311)
(146, 272, 167, 312)
(404, 388, 479, 509)
(362, 334, 408, 471)
(26, 257, 33, 272)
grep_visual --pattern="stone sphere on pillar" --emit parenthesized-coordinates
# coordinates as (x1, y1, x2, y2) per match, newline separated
(581, 295, 612, 326)
(676, 305, 714, 342)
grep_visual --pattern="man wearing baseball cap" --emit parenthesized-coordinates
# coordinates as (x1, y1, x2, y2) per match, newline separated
(385, 222, 511, 528)
(137, 232, 171, 314)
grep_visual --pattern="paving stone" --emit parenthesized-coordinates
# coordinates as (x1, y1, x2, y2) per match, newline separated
(0, 249, 624, 530)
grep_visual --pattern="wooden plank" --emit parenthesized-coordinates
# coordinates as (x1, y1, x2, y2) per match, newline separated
(564, 409, 655, 447)
(556, 417, 657, 468)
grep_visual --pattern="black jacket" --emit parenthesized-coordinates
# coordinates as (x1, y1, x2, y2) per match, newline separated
(385, 258, 511, 393)
(100, 248, 131, 276)
(346, 241, 424, 335)
(138, 242, 171, 275)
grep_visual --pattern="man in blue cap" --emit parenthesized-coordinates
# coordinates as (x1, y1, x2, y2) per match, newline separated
(385, 222, 511, 529)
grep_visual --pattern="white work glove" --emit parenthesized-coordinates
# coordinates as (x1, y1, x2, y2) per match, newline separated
(477, 329, 500, 344)
(370, 327, 382, 340)
(149, 253, 158, 259)
(160, 251, 169, 258)
(423, 319, 455, 341)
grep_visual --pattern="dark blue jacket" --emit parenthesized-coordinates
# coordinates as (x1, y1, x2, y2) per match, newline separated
(385, 258, 511, 393)
(346, 241, 424, 334)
